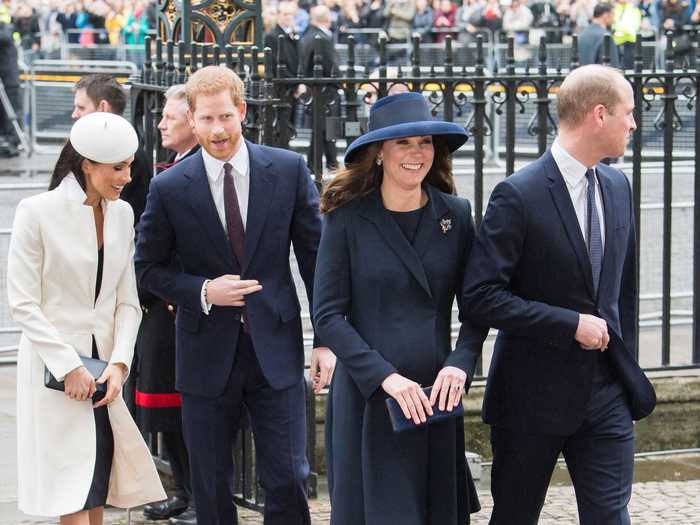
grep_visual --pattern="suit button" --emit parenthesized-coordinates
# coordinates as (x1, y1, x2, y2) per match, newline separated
(233, 313, 241, 321)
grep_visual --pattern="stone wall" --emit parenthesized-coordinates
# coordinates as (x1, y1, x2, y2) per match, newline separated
(311, 375, 700, 474)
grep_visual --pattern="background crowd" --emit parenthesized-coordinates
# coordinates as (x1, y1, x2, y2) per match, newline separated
(260, 0, 700, 48)
(0, 0, 156, 57)
(2, 0, 700, 60)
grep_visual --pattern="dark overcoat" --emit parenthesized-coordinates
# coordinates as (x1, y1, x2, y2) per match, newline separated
(313, 185, 481, 525)
(133, 146, 199, 432)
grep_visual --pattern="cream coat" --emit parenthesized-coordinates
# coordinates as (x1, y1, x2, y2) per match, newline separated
(7, 174, 166, 517)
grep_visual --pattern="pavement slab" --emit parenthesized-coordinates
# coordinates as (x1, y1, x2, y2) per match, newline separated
(8, 479, 700, 524)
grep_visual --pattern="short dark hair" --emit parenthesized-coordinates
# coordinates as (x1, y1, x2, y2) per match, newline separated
(593, 3, 614, 18)
(74, 74, 127, 116)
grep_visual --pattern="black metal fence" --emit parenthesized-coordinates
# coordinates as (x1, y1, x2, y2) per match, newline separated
(130, 28, 700, 510)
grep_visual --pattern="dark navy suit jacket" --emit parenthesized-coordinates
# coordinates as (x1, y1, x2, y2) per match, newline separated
(135, 140, 322, 398)
(462, 151, 655, 435)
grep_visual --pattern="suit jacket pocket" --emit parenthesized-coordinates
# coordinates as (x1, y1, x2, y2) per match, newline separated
(177, 307, 200, 334)
(277, 295, 301, 323)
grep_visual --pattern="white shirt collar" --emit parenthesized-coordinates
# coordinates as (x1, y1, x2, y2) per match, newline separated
(202, 140, 249, 182)
(551, 138, 590, 189)
(318, 25, 332, 39)
(174, 147, 193, 163)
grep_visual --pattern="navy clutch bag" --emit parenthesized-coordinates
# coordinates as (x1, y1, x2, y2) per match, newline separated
(385, 386, 464, 433)
(44, 356, 108, 402)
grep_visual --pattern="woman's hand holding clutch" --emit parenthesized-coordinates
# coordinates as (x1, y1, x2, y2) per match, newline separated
(93, 363, 127, 408)
(429, 366, 467, 412)
(381, 373, 434, 425)
(64, 366, 97, 401)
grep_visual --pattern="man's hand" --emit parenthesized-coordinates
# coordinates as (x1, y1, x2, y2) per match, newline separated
(206, 275, 262, 307)
(310, 346, 336, 394)
(64, 365, 96, 401)
(575, 314, 609, 351)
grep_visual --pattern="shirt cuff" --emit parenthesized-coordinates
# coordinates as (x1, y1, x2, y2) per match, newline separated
(201, 279, 213, 315)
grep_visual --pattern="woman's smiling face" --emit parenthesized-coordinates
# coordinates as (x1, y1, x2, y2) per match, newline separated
(378, 135, 435, 194)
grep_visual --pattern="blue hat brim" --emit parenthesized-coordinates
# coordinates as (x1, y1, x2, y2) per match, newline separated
(344, 121, 468, 164)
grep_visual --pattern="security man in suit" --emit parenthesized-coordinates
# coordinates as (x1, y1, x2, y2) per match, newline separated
(462, 65, 656, 524)
(264, 0, 301, 149)
(300, 5, 340, 172)
(135, 65, 335, 525)
(137, 83, 200, 524)
(578, 3, 620, 67)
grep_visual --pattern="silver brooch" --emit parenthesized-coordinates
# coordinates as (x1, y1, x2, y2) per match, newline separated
(440, 218, 452, 234)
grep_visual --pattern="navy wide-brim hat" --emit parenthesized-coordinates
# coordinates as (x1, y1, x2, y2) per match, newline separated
(344, 92, 469, 164)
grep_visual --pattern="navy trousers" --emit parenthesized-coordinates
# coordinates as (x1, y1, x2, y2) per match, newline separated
(489, 381, 635, 525)
(181, 330, 311, 525)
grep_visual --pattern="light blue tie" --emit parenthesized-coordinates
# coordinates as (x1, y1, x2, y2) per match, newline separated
(586, 168, 603, 297)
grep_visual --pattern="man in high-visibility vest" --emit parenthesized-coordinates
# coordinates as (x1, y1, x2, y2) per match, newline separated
(613, 0, 642, 68)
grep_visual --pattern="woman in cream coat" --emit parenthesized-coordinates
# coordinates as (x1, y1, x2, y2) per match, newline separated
(7, 112, 165, 522)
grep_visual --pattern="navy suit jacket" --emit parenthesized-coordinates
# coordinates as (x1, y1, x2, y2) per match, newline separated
(462, 151, 655, 435)
(135, 140, 322, 398)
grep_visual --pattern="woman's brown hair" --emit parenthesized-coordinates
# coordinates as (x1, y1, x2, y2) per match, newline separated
(320, 136, 455, 214)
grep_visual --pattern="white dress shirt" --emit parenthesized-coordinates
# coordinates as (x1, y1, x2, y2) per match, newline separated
(201, 141, 250, 229)
(200, 141, 251, 313)
(551, 139, 606, 251)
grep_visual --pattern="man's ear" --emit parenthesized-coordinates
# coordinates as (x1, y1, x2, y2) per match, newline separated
(592, 103, 606, 128)
(97, 100, 113, 113)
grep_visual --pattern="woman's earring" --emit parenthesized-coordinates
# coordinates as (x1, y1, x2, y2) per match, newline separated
(376, 157, 383, 166)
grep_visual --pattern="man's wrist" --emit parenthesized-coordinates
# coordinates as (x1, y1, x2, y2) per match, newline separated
(203, 279, 210, 304)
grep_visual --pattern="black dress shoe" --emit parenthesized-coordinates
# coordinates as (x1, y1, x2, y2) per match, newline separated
(168, 508, 197, 525)
(143, 495, 189, 520)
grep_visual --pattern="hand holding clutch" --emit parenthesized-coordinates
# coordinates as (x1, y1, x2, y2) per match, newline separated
(386, 386, 464, 433)
(63, 366, 96, 401)
(381, 373, 433, 425)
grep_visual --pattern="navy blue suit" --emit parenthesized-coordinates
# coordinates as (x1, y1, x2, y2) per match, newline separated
(135, 141, 321, 525)
(462, 151, 656, 524)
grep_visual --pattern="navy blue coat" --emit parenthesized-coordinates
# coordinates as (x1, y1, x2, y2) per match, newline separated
(462, 151, 656, 435)
(135, 141, 322, 397)
(313, 185, 481, 525)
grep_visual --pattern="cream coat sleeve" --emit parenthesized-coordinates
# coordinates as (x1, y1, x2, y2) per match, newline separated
(109, 209, 142, 377)
(7, 199, 83, 381)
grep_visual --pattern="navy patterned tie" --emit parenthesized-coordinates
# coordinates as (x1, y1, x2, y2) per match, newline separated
(586, 168, 603, 296)
(223, 162, 245, 266)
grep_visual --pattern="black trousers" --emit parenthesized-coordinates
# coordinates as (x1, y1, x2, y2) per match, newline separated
(0, 83, 20, 145)
(489, 381, 634, 525)
(181, 330, 311, 525)
(162, 429, 192, 501)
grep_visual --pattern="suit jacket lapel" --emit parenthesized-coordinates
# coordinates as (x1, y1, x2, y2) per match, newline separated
(359, 190, 433, 298)
(243, 141, 274, 272)
(413, 185, 451, 260)
(184, 150, 234, 267)
(545, 152, 596, 300)
(596, 165, 617, 304)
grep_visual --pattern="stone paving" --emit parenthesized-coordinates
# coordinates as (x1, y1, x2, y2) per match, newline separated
(11, 477, 700, 524)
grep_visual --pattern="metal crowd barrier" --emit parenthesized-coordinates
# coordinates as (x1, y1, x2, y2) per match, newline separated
(28, 59, 137, 152)
(61, 29, 149, 66)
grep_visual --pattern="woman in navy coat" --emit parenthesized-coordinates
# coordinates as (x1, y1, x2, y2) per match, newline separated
(313, 92, 482, 525)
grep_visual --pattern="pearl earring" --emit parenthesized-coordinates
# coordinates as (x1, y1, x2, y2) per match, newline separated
(376, 157, 383, 166)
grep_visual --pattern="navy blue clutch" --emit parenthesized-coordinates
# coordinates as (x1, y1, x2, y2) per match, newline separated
(385, 386, 464, 433)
